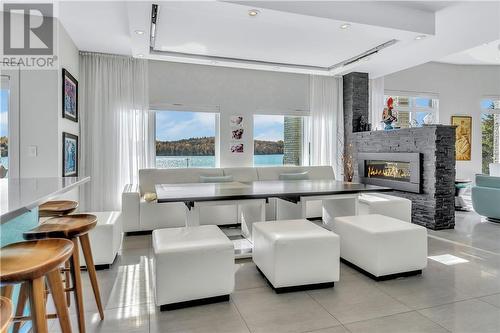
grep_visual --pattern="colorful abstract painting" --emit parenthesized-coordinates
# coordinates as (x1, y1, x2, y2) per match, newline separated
(63, 132, 78, 177)
(62, 69, 78, 122)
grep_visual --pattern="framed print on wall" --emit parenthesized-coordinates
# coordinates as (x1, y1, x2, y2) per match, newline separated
(451, 115, 472, 161)
(62, 68, 78, 122)
(62, 132, 78, 177)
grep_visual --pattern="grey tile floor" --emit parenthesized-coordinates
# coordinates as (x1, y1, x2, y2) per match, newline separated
(48, 209, 500, 332)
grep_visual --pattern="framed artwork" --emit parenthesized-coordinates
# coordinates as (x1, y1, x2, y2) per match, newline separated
(230, 143, 244, 153)
(451, 115, 472, 161)
(62, 132, 78, 177)
(62, 68, 78, 122)
(230, 115, 243, 127)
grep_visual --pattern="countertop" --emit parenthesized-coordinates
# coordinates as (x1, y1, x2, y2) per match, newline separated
(0, 176, 90, 223)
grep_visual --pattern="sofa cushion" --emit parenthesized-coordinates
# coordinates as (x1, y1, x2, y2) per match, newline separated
(476, 174, 500, 189)
(257, 166, 335, 181)
(200, 175, 234, 183)
(223, 167, 259, 182)
(279, 171, 309, 181)
(139, 168, 224, 194)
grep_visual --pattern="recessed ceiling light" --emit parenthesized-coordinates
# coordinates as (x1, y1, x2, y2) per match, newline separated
(274, 66, 281, 70)
(135, 30, 145, 35)
(363, 57, 371, 62)
(248, 9, 260, 17)
(136, 54, 144, 58)
(415, 35, 427, 40)
(211, 60, 218, 64)
(340, 23, 351, 30)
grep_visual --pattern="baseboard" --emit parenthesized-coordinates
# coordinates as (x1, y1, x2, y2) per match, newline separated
(125, 230, 153, 236)
(340, 258, 422, 281)
(159, 294, 230, 311)
(256, 266, 335, 294)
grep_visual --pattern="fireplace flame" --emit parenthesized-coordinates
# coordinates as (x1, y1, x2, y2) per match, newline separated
(367, 165, 410, 179)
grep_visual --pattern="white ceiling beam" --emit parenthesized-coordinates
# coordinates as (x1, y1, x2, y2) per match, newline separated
(354, 1, 500, 78)
(228, 1, 436, 35)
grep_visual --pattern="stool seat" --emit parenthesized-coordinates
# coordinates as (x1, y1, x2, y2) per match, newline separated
(0, 239, 74, 283)
(0, 297, 13, 333)
(39, 200, 79, 217)
(24, 214, 97, 240)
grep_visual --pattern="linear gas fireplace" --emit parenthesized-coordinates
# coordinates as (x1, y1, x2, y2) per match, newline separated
(358, 152, 421, 193)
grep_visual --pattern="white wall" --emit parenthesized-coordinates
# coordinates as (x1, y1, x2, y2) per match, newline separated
(5, 15, 80, 206)
(149, 60, 310, 167)
(384, 62, 500, 181)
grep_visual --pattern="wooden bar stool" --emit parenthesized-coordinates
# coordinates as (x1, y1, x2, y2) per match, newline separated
(0, 239, 74, 333)
(38, 200, 78, 308)
(23, 214, 104, 333)
(0, 297, 13, 333)
(38, 200, 79, 218)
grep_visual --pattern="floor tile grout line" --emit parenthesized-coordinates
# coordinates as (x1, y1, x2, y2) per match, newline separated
(427, 234, 500, 256)
(475, 297, 500, 310)
(230, 296, 253, 333)
(305, 289, 345, 328)
(343, 309, 452, 333)
(415, 307, 453, 333)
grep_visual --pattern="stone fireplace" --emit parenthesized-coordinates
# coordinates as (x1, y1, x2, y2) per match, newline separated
(358, 152, 421, 193)
(351, 126, 456, 230)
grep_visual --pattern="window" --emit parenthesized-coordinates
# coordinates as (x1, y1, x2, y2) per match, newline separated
(253, 114, 310, 166)
(481, 98, 500, 174)
(384, 94, 439, 129)
(0, 76, 9, 178)
(155, 110, 218, 168)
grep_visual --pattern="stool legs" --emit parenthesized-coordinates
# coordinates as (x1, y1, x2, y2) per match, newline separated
(64, 261, 72, 307)
(69, 238, 86, 333)
(0, 286, 13, 299)
(12, 284, 28, 333)
(27, 277, 48, 333)
(79, 234, 104, 320)
(46, 269, 72, 333)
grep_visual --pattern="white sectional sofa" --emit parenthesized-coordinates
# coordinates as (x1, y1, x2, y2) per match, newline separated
(122, 166, 335, 232)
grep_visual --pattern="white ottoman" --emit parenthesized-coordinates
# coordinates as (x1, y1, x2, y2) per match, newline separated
(358, 193, 412, 222)
(152, 225, 234, 310)
(333, 214, 427, 280)
(252, 219, 340, 293)
(80, 211, 122, 269)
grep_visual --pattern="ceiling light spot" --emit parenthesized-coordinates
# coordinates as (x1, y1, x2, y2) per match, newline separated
(415, 35, 427, 40)
(340, 23, 351, 30)
(135, 30, 145, 35)
(136, 54, 144, 58)
(211, 60, 218, 64)
(274, 66, 281, 70)
(248, 9, 260, 17)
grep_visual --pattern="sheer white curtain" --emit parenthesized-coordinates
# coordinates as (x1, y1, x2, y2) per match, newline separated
(309, 75, 344, 179)
(80, 52, 154, 211)
(369, 77, 385, 131)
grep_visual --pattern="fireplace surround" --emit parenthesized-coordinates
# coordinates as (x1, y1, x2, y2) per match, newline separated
(358, 152, 421, 193)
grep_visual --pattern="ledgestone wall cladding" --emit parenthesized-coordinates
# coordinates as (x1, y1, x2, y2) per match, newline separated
(343, 72, 369, 181)
(351, 126, 456, 230)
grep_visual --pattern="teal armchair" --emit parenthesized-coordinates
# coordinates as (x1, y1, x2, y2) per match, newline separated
(472, 174, 500, 222)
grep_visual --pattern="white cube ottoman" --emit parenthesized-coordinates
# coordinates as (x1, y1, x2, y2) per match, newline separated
(80, 211, 122, 269)
(333, 214, 427, 280)
(252, 219, 340, 293)
(358, 193, 412, 222)
(152, 225, 234, 310)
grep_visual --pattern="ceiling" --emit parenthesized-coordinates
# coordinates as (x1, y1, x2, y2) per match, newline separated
(57, 1, 500, 78)
(438, 40, 500, 65)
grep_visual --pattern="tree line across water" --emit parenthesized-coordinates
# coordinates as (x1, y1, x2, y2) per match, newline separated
(156, 137, 284, 156)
